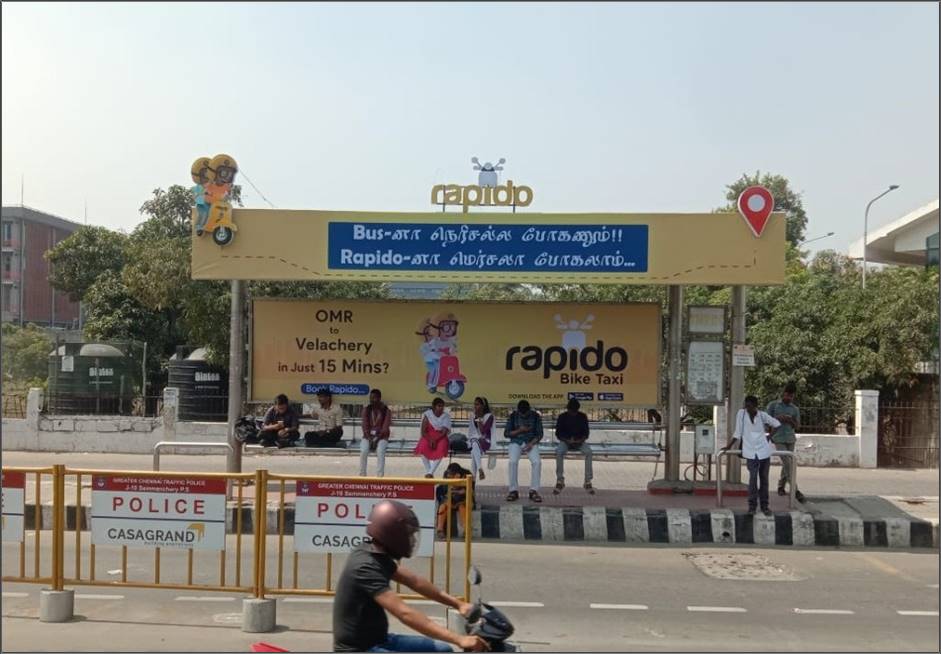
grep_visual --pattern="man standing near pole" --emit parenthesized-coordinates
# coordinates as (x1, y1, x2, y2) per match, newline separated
(766, 382, 805, 503)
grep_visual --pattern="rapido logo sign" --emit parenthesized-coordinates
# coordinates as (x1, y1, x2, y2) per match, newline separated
(505, 314, 629, 385)
(431, 157, 533, 213)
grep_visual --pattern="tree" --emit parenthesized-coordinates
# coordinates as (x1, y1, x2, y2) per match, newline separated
(719, 171, 808, 246)
(745, 251, 939, 424)
(1, 323, 52, 386)
(45, 226, 128, 302)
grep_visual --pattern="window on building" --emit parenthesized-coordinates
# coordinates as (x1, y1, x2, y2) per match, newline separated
(2, 287, 11, 311)
(2, 255, 11, 274)
(2, 222, 12, 242)
(928, 233, 939, 269)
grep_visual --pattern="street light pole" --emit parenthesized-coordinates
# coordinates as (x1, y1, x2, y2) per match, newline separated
(799, 231, 835, 246)
(863, 185, 900, 289)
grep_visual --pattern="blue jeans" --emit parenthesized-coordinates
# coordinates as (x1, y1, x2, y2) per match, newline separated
(746, 457, 771, 511)
(367, 633, 453, 652)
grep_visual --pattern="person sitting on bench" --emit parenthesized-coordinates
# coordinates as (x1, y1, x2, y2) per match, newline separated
(360, 388, 392, 476)
(261, 394, 301, 448)
(415, 397, 451, 478)
(305, 388, 345, 447)
(553, 398, 594, 495)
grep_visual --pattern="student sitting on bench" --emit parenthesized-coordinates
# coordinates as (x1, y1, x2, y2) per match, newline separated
(261, 393, 301, 448)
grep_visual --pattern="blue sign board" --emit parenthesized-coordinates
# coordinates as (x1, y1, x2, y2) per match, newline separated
(328, 222, 648, 274)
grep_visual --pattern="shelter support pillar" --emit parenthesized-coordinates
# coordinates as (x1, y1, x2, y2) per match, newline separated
(227, 279, 245, 474)
(725, 285, 746, 484)
(664, 285, 683, 481)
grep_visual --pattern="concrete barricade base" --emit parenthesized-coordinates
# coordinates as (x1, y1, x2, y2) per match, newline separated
(39, 589, 74, 623)
(242, 598, 277, 633)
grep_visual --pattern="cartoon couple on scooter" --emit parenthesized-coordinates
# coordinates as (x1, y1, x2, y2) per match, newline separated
(190, 153, 239, 246)
(416, 312, 467, 401)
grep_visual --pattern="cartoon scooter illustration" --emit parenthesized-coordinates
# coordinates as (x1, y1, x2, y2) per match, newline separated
(192, 153, 239, 246)
(430, 312, 467, 400)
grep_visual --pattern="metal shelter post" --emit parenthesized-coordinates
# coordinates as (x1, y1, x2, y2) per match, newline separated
(227, 280, 245, 474)
(725, 285, 746, 484)
(665, 285, 683, 481)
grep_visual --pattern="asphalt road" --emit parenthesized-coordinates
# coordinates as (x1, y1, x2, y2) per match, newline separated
(3, 541, 938, 652)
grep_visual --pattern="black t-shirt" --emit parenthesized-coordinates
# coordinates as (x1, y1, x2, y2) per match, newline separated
(555, 411, 590, 441)
(333, 545, 398, 652)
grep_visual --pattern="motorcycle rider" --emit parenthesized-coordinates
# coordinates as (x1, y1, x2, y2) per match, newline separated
(333, 500, 489, 652)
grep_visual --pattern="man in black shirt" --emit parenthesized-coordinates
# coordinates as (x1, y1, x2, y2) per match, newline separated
(261, 394, 300, 448)
(333, 500, 488, 653)
(553, 398, 594, 495)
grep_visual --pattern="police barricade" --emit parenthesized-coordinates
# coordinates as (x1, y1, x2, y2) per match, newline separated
(1, 465, 474, 621)
(2, 466, 57, 588)
(61, 467, 258, 595)
(260, 472, 473, 602)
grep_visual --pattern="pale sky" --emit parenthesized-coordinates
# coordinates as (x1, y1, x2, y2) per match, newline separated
(2, 2, 938, 255)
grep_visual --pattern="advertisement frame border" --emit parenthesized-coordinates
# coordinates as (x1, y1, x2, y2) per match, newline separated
(247, 297, 663, 409)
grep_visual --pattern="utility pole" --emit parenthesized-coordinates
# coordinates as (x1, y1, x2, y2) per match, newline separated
(226, 280, 245, 473)
(725, 285, 746, 484)
(665, 285, 684, 481)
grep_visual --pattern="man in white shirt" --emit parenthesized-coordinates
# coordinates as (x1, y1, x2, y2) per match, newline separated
(729, 395, 781, 516)
(305, 388, 346, 447)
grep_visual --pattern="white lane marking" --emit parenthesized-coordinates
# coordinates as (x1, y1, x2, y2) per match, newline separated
(688, 606, 747, 613)
(590, 603, 648, 610)
(1, 592, 29, 598)
(174, 596, 237, 602)
(927, 584, 939, 589)
(489, 601, 544, 608)
(897, 610, 939, 617)
(793, 608, 854, 615)
(75, 594, 124, 600)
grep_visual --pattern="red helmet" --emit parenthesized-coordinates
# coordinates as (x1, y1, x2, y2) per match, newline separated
(366, 500, 420, 559)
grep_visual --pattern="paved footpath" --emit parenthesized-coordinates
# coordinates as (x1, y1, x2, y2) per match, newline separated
(4, 451, 938, 548)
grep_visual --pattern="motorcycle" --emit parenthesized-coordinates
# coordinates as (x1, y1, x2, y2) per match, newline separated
(250, 566, 519, 653)
(464, 566, 520, 652)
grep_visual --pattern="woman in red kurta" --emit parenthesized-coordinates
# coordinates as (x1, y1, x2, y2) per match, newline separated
(415, 397, 451, 477)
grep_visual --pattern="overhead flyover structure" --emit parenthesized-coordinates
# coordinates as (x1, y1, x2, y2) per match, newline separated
(188, 163, 786, 488)
(849, 198, 940, 268)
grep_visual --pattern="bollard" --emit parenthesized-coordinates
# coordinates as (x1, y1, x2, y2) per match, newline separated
(242, 598, 277, 633)
(39, 588, 74, 622)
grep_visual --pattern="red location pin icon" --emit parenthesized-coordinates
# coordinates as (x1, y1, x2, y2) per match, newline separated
(737, 186, 774, 237)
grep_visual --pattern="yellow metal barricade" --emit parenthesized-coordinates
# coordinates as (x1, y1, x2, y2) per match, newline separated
(1, 466, 57, 588)
(2, 466, 473, 605)
(60, 468, 257, 595)
(261, 473, 474, 602)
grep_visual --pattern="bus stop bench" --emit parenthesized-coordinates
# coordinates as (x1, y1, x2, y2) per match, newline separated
(244, 439, 662, 459)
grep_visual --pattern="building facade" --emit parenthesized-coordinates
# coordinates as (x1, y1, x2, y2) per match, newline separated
(2, 205, 82, 328)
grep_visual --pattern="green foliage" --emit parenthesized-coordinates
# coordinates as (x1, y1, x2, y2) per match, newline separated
(48, 183, 388, 380)
(45, 226, 128, 302)
(746, 251, 939, 420)
(1, 323, 52, 385)
(442, 283, 537, 302)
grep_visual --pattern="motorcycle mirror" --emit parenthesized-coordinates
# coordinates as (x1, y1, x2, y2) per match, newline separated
(468, 566, 482, 586)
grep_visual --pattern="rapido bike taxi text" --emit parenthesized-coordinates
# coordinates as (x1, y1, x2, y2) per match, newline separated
(431, 180, 534, 213)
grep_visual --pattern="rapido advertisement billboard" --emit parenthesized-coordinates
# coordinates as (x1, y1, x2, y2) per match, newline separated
(251, 300, 660, 407)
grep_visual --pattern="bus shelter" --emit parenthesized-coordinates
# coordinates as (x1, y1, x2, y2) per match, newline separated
(189, 165, 785, 487)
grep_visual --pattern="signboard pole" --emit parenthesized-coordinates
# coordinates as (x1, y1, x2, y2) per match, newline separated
(226, 280, 244, 474)
(665, 285, 683, 481)
(725, 285, 746, 484)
